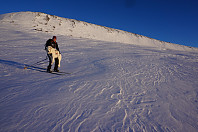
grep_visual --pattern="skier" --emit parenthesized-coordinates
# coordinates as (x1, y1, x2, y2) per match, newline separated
(45, 36, 61, 72)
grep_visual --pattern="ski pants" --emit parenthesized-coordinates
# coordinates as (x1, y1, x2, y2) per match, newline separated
(47, 54, 59, 70)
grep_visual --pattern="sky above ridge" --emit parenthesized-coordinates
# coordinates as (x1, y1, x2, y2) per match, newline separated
(1, 0, 198, 48)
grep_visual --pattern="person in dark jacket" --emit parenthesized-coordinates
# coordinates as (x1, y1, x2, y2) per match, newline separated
(45, 36, 61, 72)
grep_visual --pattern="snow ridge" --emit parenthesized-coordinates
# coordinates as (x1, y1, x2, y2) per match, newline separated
(0, 11, 197, 51)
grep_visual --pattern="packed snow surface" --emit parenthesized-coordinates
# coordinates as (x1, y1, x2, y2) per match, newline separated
(0, 12, 198, 132)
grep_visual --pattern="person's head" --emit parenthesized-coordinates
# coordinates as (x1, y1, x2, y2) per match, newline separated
(52, 36, 57, 42)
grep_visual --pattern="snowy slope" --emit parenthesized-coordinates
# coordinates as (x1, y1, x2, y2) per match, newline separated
(0, 12, 198, 132)
(0, 11, 197, 51)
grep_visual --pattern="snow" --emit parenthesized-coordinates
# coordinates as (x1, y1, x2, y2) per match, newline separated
(0, 12, 198, 132)
(1, 11, 197, 52)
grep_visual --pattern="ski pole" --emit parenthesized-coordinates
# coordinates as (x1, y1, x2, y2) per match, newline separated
(24, 56, 48, 69)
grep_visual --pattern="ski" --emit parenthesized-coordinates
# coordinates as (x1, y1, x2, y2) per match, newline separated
(24, 65, 71, 75)
(47, 71, 71, 75)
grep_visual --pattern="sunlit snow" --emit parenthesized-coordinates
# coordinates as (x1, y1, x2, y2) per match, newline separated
(0, 12, 198, 132)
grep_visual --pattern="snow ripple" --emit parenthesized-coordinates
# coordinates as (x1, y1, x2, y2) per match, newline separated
(0, 26, 198, 131)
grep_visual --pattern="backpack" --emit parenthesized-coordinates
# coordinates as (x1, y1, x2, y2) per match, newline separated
(45, 39, 52, 50)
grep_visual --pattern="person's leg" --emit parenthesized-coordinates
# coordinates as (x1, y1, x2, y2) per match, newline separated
(54, 58, 59, 72)
(47, 54, 52, 72)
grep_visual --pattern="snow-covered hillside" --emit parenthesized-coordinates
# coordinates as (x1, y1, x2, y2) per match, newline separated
(0, 12, 198, 132)
(0, 11, 197, 51)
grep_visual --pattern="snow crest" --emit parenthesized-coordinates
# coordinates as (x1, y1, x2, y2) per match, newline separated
(0, 11, 197, 51)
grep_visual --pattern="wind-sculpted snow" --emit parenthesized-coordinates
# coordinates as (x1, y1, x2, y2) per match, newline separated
(0, 22, 198, 132)
(0, 11, 197, 52)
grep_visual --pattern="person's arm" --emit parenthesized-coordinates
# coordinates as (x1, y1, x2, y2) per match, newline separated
(56, 43, 60, 53)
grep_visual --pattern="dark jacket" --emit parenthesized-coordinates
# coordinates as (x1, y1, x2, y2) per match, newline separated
(45, 39, 60, 51)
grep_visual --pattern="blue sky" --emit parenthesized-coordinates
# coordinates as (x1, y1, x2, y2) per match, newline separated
(1, 0, 198, 47)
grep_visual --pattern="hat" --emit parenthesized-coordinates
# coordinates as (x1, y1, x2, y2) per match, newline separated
(52, 36, 57, 39)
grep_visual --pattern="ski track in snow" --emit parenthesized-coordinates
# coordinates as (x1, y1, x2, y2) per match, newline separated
(1, 21, 198, 132)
